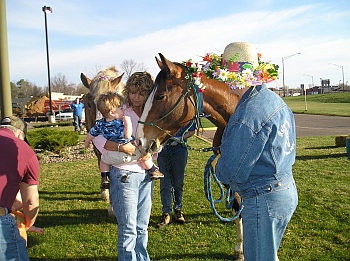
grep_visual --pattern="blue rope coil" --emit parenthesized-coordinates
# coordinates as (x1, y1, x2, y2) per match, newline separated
(204, 154, 244, 222)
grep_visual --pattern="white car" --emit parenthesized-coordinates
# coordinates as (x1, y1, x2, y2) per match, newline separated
(55, 108, 73, 121)
(55, 108, 86, 122)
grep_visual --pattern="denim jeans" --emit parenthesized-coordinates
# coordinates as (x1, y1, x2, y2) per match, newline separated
(73, 115, 83, 131)
(241, 176, 298, 261)
(157, 144, 188, 213)
(109, 166, 152, 261)
(0, 212, 30, 261)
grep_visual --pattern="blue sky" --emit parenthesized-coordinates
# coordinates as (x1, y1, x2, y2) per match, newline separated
(4, 0, 350, 90)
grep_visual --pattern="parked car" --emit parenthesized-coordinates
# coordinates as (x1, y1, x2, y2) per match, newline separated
(55, 108, 85, 122)
(55, 108, 73, 121)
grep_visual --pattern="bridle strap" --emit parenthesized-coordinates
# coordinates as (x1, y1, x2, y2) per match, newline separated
(138, 68, 199, 141)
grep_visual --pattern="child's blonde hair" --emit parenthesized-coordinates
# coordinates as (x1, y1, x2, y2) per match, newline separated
(96, 92, 124, 118)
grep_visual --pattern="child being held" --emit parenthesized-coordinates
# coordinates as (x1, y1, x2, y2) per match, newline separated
(84, 92, 163, 189)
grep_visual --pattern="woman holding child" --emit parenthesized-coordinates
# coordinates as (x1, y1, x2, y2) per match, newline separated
(92, 72, 155, 261)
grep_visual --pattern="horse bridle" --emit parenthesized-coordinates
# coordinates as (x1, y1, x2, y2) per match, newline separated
(138, 67, 201, 142)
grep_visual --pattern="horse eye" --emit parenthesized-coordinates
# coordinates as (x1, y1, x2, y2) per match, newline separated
(155, 94, 165, 101)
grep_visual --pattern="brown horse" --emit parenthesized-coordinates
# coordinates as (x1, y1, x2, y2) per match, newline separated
(80, 67, 124, 205)
(136, 54, 244, 260)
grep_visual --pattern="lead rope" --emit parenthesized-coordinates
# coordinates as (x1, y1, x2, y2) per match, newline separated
(204, 154, 244, 222)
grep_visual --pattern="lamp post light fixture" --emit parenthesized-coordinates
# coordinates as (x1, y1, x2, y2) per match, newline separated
(42, 6, 53, 119)
(329, 63, 345, 92)
(282, 52, 301, 97)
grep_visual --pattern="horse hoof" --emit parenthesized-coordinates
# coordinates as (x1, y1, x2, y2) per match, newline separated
(100, 188, 110, 202)
(232, 252, 244, 261)
(108, 205, 115, 217)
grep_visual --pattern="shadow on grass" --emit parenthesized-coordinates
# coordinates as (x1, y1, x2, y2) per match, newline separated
(29, 252, 234, 261)
(39, 190, 101, 202)
(35, 208, 115, 228)
(149, 211, 236, 228)
(296, 152, 348, 160)
(151, 252, 234, 260)
(30, 256, 116, 261)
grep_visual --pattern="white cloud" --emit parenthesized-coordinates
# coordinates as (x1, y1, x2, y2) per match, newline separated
(6, 2, 350, 89)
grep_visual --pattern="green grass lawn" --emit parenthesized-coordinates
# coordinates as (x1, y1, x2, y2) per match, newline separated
(27, 135, 349, 261)
(283, 92, 350, 116)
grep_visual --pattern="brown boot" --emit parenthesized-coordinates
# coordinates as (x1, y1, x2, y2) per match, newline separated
(174, 209, 185, 224)
(157, 212, 171, 228)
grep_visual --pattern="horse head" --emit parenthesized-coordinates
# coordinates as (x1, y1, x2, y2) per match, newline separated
(136, 54, 196, 154)
(80, 67, 124, 132)
(136, 53, 239, 155)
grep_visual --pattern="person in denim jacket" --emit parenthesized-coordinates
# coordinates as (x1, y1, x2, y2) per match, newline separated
(211, 42, 298, 261)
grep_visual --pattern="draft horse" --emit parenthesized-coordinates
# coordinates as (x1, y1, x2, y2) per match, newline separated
(80, 67, 124, 207)
(136, 54, 244, 260)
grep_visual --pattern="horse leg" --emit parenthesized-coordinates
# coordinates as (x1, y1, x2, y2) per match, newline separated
(232, 193, 244, 261)
(93, 145, 110, 202)
(233, 217, 244, 260)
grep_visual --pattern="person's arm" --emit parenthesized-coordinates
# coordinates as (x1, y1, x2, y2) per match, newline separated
(104, 140, 136, 155)
(84, 133, 94, 148)
(123, 116, 132, 140)
(20, 183, 39, 230)
(11, 191, 23, 212)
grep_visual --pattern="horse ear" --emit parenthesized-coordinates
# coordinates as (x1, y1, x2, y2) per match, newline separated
(111, 73, 124, 86)
(80, 73, 92, 89)
(158, 53, 182, 78)
(156, 56, 165, 70)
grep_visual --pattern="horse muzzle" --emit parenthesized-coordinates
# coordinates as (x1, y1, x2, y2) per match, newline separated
(138, 138, 162, 155)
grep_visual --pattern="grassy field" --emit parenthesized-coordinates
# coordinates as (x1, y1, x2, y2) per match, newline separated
(26, 135, 349, 261)
(283, 92, 350, 116)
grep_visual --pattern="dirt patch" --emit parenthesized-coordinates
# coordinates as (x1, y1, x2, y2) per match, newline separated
(36, 140, 97, 164)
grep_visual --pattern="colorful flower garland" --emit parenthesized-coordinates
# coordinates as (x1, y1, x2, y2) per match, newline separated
(183, 52, 279, 90)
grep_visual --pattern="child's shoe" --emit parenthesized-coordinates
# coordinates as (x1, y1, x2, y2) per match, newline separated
(149, 169, 164, 180)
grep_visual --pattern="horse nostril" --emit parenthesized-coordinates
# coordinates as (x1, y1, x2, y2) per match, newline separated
(150, 139, 158, 153)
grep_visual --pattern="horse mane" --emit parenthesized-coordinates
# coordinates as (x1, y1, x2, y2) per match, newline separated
(89, 66, 121, 100)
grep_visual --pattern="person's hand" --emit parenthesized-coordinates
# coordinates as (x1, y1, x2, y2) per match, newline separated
(211, 154, 221, 173)
(104, 140, 136, 155)
(84, 140, 90, 149)
(27, 225, 44, 235)
(119, 142, 136, 155)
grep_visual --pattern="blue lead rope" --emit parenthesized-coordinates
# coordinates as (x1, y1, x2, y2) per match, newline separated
(204, 154, 244, 222)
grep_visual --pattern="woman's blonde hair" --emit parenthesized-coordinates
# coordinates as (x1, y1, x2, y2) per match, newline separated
(122, 72, 154, 108)
(96, 92, 124, 118)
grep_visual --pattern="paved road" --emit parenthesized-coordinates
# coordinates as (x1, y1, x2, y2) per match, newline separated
(200, 114, 350, 141)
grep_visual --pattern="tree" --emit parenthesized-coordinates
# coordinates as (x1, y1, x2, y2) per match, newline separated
(120, 59, 148, 80)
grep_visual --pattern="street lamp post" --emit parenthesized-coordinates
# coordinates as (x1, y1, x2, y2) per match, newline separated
(42, 6, 53, 120)
(282, 53, 301, 97)
(329, 63, 345, 92)
(303, 74, 314, 111)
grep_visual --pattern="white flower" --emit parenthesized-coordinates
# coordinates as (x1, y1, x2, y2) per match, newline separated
(218, 69, 229, 81)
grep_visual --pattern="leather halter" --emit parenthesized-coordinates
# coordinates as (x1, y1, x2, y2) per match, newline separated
(138, 67, 201, 141)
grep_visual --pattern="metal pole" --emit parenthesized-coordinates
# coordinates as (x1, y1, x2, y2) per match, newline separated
(281, 52, 301, 97)
(341, 66, 345, 92)
(0, 0, 12, 118)
(282, 57, 285, 97)
(43, 6, 53, 117)
(329, 63, 345, 92)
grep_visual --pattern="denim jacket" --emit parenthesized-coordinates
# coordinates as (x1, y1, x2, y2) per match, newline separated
(216, 84, 296, 193)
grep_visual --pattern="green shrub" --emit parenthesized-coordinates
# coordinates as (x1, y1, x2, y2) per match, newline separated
(27, 128, 79, 153)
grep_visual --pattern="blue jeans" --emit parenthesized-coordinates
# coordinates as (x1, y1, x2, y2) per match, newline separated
(73, 115, 83, 131)
(240, 176, 298, 261)
(109, 166, 153, 261)
(0, 211, 30, 261)
(157, 144, 188, 213)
